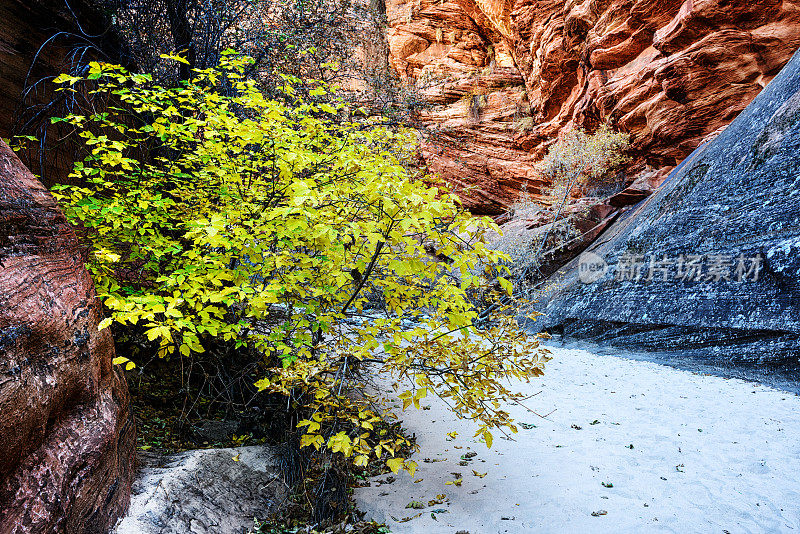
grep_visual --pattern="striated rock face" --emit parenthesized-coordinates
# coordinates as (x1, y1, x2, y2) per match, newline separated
(115, 447, 288, 534)
(387, 0, 539, 214)
(0, 140, 135, 533)
(532, 49, 800, 370)
(387, 0, 800, 214)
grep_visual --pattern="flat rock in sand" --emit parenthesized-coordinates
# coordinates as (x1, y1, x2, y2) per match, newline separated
(115, 446, 288, 534)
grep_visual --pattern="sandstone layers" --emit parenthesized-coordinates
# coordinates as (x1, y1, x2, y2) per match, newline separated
(0, 139, 135, 533)
(386, 0, 800, 214)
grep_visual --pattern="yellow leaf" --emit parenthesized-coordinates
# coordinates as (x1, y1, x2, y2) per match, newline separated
(145, 327, 161, 341)
(483, 430, 493, 449)
(300, 434, 323, 450)
(386, 457, 404, 474)
(160, 53, 190, 64)
(405, 460, 418, 477)
(97, 317, 113, 331)
(232, 453, 241, 462)
(498, 277, 513, 296)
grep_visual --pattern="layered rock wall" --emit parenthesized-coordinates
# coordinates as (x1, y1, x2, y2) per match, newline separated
(387, 0, 800, 214)
(0, 139, 135, 533)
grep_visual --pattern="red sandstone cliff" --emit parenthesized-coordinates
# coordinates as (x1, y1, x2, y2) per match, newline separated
(386, 0, 800, 214)
(0, 4, 135, 531)
(0, 138, 135, 533)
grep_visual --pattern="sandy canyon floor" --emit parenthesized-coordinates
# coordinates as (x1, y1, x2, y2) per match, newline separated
(355, 347, 800, 533)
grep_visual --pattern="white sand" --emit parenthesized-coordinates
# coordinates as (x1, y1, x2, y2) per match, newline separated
(354, 347, 800, 533)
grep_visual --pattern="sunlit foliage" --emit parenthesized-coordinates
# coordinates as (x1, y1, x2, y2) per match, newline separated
(49, 53, 549, 474)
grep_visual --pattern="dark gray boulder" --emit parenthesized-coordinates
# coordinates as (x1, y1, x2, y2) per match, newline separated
(531, 48, 800, 376)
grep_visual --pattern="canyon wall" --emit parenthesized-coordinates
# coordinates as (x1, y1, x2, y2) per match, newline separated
(0, 2, 135, 531)
(0, 0, 124, 185)
(533, 48, 800, 372)
(386, 0, 800, 214)
(0, 138, 135, 533)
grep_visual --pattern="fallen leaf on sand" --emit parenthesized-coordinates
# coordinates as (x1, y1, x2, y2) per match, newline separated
(395, 512, 424, 523)
(592, 510, 608, 517)
(472, 470, 487, 478)
(428, 494, 446, 506)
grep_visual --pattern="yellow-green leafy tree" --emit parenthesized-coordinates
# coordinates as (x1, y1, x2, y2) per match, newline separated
(48, 52, 550, 475)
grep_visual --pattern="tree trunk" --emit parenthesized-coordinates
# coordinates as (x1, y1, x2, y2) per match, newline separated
(166, 0, 198, 79)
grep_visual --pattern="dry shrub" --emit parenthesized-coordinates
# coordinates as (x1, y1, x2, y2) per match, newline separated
(492, 124, 631, 288)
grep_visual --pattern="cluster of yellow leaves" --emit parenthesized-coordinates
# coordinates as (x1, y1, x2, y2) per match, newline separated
(48, 52, 550, 475)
